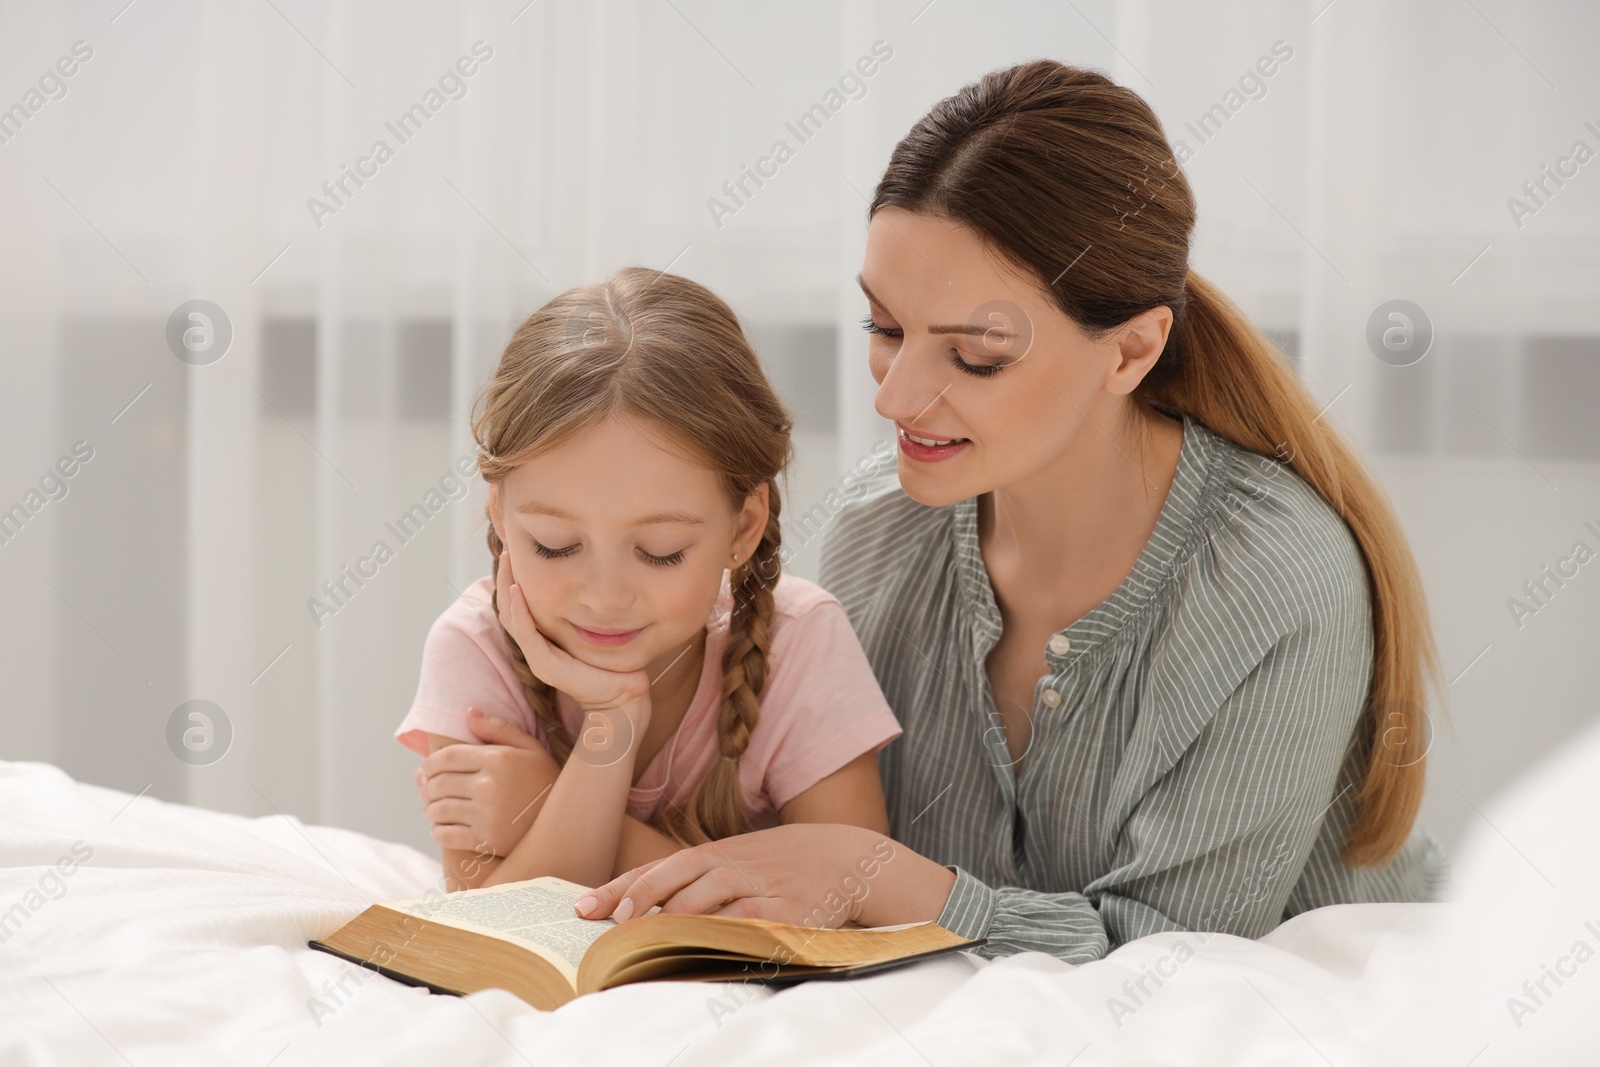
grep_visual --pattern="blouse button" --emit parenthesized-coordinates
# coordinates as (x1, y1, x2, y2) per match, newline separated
(1048, 634, 1072, 656)
(1041, 687, 1062, 709)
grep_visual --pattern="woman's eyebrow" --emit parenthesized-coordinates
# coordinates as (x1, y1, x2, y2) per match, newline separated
(857, 274, 1013, 339)
(514, 500, 705, 526)
(856, 273, 886, 308)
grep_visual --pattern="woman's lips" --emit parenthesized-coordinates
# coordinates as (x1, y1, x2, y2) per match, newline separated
(572, 624, 644, 646)
(898, 426, 972, 463)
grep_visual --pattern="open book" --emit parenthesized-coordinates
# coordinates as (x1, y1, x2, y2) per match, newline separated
(309, 876, 985, 1011)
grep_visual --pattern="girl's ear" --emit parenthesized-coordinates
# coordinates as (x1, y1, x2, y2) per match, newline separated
(732, 482, 769, 564)
(487, 482, 505, 546)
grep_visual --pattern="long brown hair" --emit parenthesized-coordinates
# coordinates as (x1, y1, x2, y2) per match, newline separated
(871, 60, 1441, 867)
(470, 267, 794, 847)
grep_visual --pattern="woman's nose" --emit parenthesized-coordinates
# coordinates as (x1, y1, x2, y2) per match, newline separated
(874, 340, 952, 426)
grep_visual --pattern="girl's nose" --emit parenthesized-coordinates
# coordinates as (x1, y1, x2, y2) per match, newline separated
(575, 555, 635, 614)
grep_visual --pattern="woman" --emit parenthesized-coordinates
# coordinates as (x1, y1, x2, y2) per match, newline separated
(574, 59, 1446, 963)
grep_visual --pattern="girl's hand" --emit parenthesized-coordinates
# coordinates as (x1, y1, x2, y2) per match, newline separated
(570, 823, 956, 929)
(418, 709, 560, 855)
(494, 548, 654, 739)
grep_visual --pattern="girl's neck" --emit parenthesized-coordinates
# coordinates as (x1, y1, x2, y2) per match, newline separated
(644, 626, 709, 730)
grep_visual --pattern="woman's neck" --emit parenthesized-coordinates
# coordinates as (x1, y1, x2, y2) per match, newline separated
(978, 405, 1183, 620)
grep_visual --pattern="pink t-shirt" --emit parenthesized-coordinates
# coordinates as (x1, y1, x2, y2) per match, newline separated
(395, 571, 902, 827)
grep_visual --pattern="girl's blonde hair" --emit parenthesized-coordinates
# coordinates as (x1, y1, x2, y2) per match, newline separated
(470, 267, 795, 847)
(872, 60, 1442, 867)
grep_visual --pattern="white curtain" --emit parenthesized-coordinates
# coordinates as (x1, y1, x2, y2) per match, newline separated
(2, 0, 1594, 857)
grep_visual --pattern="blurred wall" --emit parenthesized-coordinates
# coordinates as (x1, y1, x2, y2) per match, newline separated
(0, 0, 1595, 870)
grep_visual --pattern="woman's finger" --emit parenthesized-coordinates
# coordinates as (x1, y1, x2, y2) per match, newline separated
(707, 897, 779, 921)
(576, 848, 732, 922)
(653, 866, 762, 918)
(574, 856, 677, 918)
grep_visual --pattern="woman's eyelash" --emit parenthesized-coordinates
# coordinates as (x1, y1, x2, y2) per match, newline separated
(950, 352, 1004, 378)
(530, 539, 686, 567)
(861, 313, 1003, 377)
(859, 313, 902, 339)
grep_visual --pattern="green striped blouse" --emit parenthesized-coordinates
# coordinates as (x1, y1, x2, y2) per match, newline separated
(817, 412, 1447, 963)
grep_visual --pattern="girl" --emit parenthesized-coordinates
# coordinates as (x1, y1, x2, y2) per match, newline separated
(577, 60, 1448, 960)
(398, 267, 902, 896)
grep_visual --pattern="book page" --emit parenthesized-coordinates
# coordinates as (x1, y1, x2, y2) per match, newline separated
(396, 879, 614, 980)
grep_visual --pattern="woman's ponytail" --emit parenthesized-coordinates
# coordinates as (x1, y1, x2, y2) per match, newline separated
(1148, 271, 1441, 866)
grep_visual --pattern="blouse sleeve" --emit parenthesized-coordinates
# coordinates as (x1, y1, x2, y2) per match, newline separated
(742, 598, 904, 812)
(394, 614, 538, 758)
(936, 604, 1371, 963)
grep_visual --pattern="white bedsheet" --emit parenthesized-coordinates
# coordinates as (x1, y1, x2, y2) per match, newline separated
(0, 745, 1592, 1066)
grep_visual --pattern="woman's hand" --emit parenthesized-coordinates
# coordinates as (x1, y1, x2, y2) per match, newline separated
(494, 548, 653, 735)
(571, 822, 958, 929)
(417, 710, 560, 856)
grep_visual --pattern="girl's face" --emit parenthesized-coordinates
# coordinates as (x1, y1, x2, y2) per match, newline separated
(488, 414, 767, 676)
(858, 206, 1172, 507)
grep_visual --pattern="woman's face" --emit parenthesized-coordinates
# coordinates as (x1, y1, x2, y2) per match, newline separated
(488, 413, 766, 675)
(858, 206, 1171, 507)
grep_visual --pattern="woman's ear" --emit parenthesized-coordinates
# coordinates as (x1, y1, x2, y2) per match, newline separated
(1106, 305, 1174, 397)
